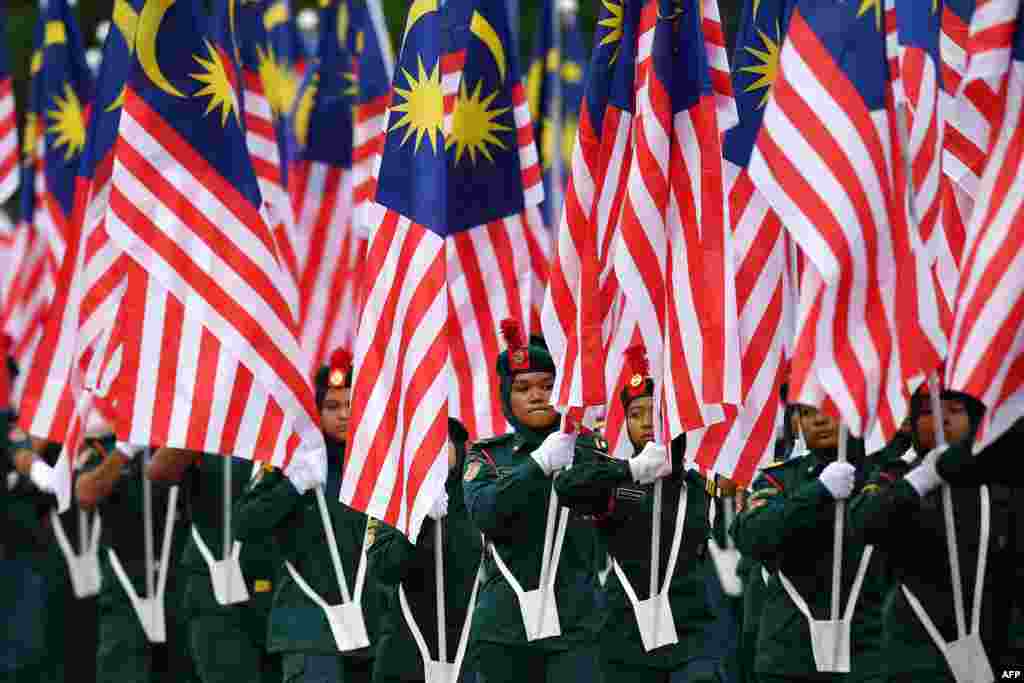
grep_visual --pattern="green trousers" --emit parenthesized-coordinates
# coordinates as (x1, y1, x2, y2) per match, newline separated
(190, 610, 280, 683)
(95, 596, 197, 683)
(281, 654, 373, 683)
(471, 641, 602, 683)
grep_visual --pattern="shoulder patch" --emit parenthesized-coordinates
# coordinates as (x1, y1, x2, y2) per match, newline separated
(862, 483, 881, 494)
(464, 461, 483, 482)
(365, 518, 379, 546)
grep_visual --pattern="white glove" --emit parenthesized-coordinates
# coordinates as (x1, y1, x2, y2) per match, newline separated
(427, 490, 449, 520)
(115, 441, 144, 459)
(530, 432, 577, 476)
(285, 449, 327, 494)
(905, 448, 944, 497)
(628, 442, 672, 485)
(818, 461, 856, 500)
(29, 460, 56, 494)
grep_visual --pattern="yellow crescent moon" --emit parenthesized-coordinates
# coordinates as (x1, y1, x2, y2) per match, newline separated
(138, 0, 187, 98)
(337, 1, 349, 49)
(469, 11, 506, 82)
(403, 0, 438, 42)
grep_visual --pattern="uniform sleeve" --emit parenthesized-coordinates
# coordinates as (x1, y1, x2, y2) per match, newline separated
(847, 453, 913, 546)
(232, 469, 302, 542)
(938, 419, 1024, 486)
(730, 469, 833, 568)
(368, 518, 431, 586)
(553, 446, 631, 517)
(462, 444, 548, 539)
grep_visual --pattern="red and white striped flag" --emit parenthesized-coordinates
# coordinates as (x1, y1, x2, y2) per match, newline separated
(102, 1, 324, 473)
(541, 0, 639, 416)
(614, 0, 740, 442)
(702, 0, 738, 134)
(748, 0, 907, 445)
(946, 0, 1023, 452)
(343, 0, 542, 537)
(0, 31, 17, 203)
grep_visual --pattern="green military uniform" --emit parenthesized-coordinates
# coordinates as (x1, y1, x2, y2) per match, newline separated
(849, 443, 1004, 682)
(554, 438, 731, 682)
(462, 430, 605, 682)
(82, 443, 196, 683)
(234, 437, 383, 683)
(368, 430, 483, 683)
(181, 454, 281, 683)
(731, 440, 888, 683)
(0, 414, 66, 683)
(937, 418, 1024, 676)
(736, 556, 768, 683)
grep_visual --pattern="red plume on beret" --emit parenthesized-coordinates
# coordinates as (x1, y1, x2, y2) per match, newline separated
(623, 344, 650, 399)
(327, 347, 353, 388)
(500, 318, 530, 371)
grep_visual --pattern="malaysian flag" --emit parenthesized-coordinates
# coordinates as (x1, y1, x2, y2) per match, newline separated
(686, 0, 796, 486)
(290, 0, 358, 367)
(0, 7, 18, 203)
(349, 0, 395, 234)
(541, 0, 640, 422)
(17, 0, 141, 510)
(614, 0, 740, 442)
(748, 0, 912, 445)
(702, 0, 738, 134)
(525, 0, 587, 228)
(33, 0, 94, 271)
(946, 2, 1023, 452)
(102, 0, 325, 474)
(522, 0, 587, 333)
(342, 0, 541, 538)
(236, 0, 299, 314)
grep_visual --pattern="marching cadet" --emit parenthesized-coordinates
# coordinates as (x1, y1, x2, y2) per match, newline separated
(234, 348, 384, 683)
(368, 418, 483, 683)
(848, 387, 1010, 682)
(936, 418, 1023, 677)
(76, 434, 196, 683)
(554, 344, 734, 682)
(146, 446, 282, 683)
(462, 320, 604, 683)
(731, 405, 889, 683)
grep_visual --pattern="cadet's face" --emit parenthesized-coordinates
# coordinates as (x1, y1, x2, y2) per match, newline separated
(447, 443, 457, 470)
(321, 387, 351, 443)
(798, 405, 839, 450)
(509, 371, 559, 430)
(626, 396, 655, 449)
(917, 398, 972, 450)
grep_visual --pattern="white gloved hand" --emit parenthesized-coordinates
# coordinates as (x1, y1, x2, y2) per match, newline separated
(285, 449, 327, 495)
(818, 461, 856, 500)
(628, 442, 672, 485)
(530, 432, 577, 476)
(427, 490, 449, 520)
(29, 460, 56, 494)
(905, 448, 944, 497)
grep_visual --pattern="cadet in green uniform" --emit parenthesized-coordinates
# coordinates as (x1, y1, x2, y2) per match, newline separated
(368, 419, 482, 683)
(731, 405, 888, 683)
(1, 416, 66, 683)
(76, 437, 195, 683)
(554, 344, 732, 682)
(936, 418, 1023, 678)
(234, 349, 383, 683)
(147, 447, 282, 683)
(461, 321, 604, 683)
(848, 388, 1005, 682)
